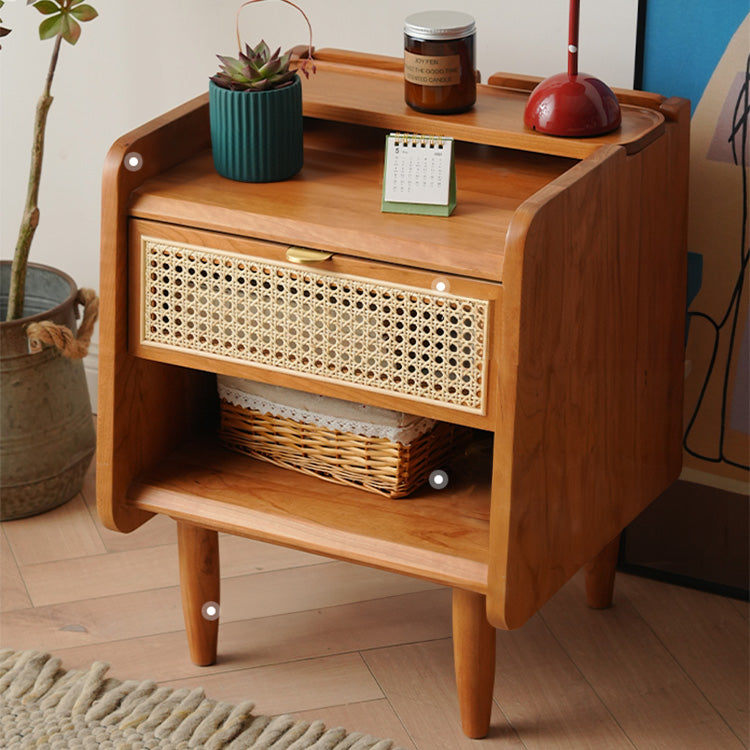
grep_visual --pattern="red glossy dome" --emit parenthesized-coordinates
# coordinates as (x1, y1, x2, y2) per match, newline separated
(524, 71, 621, 137)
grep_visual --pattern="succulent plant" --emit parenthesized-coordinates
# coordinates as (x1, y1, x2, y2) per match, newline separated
(210, 0, 315, 93)
(211, 40, 300, 92)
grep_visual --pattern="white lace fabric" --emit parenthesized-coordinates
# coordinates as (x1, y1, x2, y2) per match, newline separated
(217, 375, 435, 444)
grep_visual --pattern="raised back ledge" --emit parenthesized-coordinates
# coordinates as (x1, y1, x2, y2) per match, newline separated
(303, 49, 665, 159)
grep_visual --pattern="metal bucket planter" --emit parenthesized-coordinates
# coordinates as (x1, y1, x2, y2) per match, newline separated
(209, 75, 304, 183)
(0, 262, 98, 520)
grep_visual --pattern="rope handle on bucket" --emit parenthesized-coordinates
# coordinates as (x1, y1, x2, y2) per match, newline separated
(26, 288, 99, 360)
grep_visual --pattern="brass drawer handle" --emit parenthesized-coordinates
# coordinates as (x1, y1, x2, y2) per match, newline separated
(286, 247, 333, 264)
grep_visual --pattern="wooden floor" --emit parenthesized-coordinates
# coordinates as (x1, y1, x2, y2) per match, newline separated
(1, 458, 747, 750)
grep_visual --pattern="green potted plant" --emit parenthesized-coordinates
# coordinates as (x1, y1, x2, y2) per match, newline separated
(209, 0, 315, 183)
(0, 0, 99, 520)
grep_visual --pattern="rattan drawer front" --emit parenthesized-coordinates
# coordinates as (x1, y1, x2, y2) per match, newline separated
(139, 235, 490, 413)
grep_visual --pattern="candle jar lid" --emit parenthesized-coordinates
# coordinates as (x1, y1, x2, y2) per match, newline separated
(404, 10, 476, 41)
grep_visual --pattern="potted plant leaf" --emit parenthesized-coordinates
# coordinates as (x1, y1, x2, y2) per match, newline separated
(0, 0, 99, 520)
(209, 0, 315, 183)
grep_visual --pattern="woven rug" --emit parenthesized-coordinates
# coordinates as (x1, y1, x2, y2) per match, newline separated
(0, 649, 405, 749)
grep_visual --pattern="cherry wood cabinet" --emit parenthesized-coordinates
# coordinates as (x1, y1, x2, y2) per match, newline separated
(98, 50, 689, 738)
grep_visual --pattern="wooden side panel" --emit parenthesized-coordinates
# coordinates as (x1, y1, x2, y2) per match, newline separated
(631, 97, 690, 506)
(97, 94, 214, 533)
(488, 100, 689, 629)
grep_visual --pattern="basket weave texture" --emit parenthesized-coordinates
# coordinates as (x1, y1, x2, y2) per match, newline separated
(219, 401, 469, 498)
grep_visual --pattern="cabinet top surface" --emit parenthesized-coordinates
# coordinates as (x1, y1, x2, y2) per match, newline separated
(126, 54, 665, 282)
(130, 120, 575, 282)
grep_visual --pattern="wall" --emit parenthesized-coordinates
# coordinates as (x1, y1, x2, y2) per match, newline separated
(1, 0, 638, 402)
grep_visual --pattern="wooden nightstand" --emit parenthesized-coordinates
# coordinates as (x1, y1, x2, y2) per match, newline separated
(97, 50, 688, 738)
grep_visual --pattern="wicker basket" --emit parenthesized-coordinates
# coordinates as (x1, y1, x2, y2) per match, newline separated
(218, 399, 469, 499)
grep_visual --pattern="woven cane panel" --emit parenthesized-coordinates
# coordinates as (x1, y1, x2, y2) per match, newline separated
(141, 238, 489, 412)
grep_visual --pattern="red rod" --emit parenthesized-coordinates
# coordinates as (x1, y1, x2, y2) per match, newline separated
(568, 0, 580, 77)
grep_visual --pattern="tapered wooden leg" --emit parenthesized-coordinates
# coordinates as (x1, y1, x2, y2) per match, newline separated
(584, 534, 620, 609)
(177, 521, 220, 666)
(452, 588, 496, 739)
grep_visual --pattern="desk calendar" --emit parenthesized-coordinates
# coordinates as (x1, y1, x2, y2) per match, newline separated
(381, 133, 456, 216)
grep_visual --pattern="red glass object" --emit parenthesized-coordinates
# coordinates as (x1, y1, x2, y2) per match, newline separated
(523, 0, 621, 137)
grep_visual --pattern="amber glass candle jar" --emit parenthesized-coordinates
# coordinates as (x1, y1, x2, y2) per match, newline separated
(404, 10, 476, 114)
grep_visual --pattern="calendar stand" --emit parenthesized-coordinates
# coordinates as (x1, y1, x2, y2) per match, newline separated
(381, 132, 457, 216)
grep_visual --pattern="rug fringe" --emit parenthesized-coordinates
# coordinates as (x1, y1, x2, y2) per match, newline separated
(0, 649, 404, 749)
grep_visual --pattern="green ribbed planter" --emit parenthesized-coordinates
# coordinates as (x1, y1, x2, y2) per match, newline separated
(209, 76, 303, 183)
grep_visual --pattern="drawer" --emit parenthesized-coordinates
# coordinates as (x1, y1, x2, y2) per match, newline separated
(129, 219, 502, 422)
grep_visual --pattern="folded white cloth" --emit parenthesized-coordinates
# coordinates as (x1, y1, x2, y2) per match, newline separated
(217, 375, 435, 444)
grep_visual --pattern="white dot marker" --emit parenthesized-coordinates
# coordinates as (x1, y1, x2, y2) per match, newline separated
(124, 151, 143, 171)
(432, 277, 450, 293)
(201, 601, 220, 621)
(568, 44, 578, 54)
(429, 469, 449, 490)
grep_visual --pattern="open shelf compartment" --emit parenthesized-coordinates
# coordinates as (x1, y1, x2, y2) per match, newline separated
(128, 432, 493, 593)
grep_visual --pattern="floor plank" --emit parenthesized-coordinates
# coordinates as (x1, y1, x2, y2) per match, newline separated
(92, 509, 179, 552)
(80, 466, 182, 552)
(42, 588, 452, 683)
(620, 574, 749, 745)
(0, 560, 437, 652)
(3, 493, 106, 566)
(294, 699, 417, 750)
(0, 584, 185, 652)
(541, 573, 745, 750)
(492, 614, 633, 749)
(364, 638, 525, 749)
(0, 528, 31, 612)
(217, 561, 439, 624)
(163, 652, 383, 716)
(19, 534, 328, 606)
